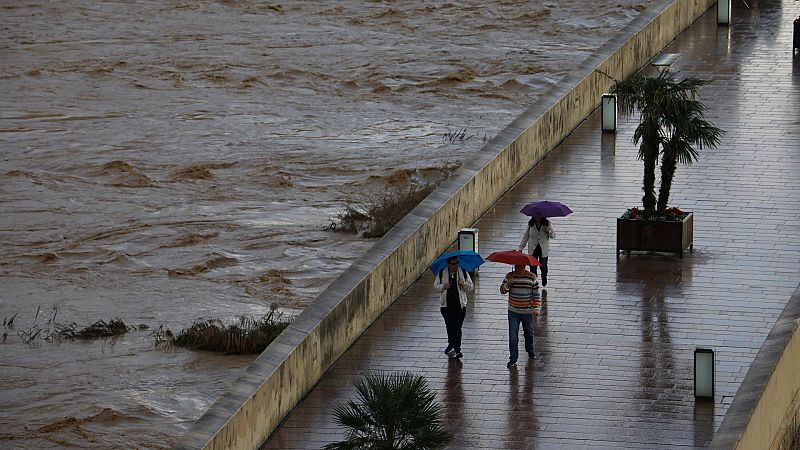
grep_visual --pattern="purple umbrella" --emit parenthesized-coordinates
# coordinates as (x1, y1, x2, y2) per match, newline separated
(520, 200, 573, 218)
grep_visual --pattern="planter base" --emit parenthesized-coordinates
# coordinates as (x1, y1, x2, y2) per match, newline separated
(616, 212, 693, 258)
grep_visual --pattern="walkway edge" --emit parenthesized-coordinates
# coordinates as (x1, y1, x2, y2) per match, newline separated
(175, 1, 716, 448)
(710, 284, 800, 449)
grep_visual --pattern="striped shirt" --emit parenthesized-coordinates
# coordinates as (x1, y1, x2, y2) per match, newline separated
(501, 271, 540, 314)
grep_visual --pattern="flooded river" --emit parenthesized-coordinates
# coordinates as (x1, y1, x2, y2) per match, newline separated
(1, 1, 645, 447)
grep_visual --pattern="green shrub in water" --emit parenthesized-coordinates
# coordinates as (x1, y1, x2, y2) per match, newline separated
(153, 307, 290, 354)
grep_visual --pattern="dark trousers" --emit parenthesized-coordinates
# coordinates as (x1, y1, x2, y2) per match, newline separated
(530, 244, 548, 280)
(440, 306, 466, 352)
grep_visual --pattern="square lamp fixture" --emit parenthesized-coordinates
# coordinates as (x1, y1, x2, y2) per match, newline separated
(601, 94, 616, 132)
(694, 348, 715, 400)
(458, 228, 478, 253)
(717, 0, 731, 26)
(794, 16, 800, 55)
(651, 53, 681, 74)
(458, 228, 479, 275)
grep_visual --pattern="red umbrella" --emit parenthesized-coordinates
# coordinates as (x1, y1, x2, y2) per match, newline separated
(486, 250, 540, 266)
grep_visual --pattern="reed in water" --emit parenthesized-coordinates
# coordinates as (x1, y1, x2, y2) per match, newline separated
(332, 180, 445, 238)
(152, 306, 290, 354)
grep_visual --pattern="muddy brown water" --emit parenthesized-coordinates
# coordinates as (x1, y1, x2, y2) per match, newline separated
(1, 1, 646, 447)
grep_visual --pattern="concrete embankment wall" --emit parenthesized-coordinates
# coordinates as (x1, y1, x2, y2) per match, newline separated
(175, 0, 716, 448)
(711, 285, 800, 450)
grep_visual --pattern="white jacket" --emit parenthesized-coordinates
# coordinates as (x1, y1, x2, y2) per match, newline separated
(433, 268, 475, 308)
(518, 222, 556, 257)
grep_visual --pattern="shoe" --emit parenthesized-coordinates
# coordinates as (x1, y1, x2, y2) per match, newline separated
(527, 351, 536, 359)
(444, 345, 453, 355)
(541, 275, 547, 287)
(452, 351, 463, 359)
(506, 360, 517, 368)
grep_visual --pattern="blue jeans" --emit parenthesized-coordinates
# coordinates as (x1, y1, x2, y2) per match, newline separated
(508, 311, 534, 363)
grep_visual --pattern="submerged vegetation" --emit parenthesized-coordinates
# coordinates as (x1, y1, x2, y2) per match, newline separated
(57, 318, 142, 340)
(442, 127, 488, 144)
(152, 306, 290, 354)
(331, 182, 438, 238)
(329, 164, 462, 239)
(328, 178, 449, 238)
(5, 304, 287, 356)
(5, 306, 145, 344)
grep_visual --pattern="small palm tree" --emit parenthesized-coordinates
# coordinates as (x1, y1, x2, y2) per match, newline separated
(610, 69, 723, 216)
(324, 372, 452, 450)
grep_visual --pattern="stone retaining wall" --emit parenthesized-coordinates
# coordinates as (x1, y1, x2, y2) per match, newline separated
(175, 0, 716, 448)
(711, 285, 800, 450)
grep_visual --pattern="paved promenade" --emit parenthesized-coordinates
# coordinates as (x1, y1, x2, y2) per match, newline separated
(263, 3, 800, 449)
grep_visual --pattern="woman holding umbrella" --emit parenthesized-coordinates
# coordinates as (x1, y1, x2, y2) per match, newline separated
(518, 215, 555, 286)
(518, 201, 571, 287)
(432, 255, 476, 359)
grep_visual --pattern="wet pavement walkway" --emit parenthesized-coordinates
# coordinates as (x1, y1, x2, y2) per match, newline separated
(263, 3, 800, 449)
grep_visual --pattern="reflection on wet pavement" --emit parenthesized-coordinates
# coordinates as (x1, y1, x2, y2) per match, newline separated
(263, 2, 800, 448)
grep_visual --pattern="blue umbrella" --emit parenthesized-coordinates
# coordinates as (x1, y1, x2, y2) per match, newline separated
(429, 250, 485, 275)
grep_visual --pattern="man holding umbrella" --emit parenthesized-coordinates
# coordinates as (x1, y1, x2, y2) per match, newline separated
(492, 251, 541, 368)
(432, 252, 481, 359)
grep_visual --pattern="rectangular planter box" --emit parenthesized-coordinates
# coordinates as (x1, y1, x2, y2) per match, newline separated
(617, 212, 693, 258)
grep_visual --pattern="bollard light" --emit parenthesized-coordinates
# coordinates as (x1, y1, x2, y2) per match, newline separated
(601, 94, 616, 132)
(458, 228, 479, 275)
(794, 16, 800, 56)
(458, 228, 478, 253)
(717, 0, 731, 26)
(651, 53, 681, 74)
(694, 348, 715, 400)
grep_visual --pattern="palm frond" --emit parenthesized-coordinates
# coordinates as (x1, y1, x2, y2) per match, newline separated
(326, 372, 452, 450)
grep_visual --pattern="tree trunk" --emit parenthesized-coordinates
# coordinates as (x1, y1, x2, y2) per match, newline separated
(657, 153, 678, 213)
(641, 143, 658, 215)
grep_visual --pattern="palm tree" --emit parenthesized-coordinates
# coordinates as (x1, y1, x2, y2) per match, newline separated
(324, 372, 452, 450)
(610, 70, 723, 216)
(657, 96, 723, 212)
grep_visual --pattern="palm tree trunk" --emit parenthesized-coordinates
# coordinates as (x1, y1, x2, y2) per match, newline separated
(657, 153, 678, 213)
(641, 141, 658, 215)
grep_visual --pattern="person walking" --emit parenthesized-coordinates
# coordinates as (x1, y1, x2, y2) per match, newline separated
(434, 256, 474, 359)
(518, 215, 555, 286)
(500, 264, 540, 367)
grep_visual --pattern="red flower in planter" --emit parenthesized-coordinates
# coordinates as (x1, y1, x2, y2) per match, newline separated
(663, 207, 686, 221)
(622, 207, 642, 220)
(622, 206, 688, 221)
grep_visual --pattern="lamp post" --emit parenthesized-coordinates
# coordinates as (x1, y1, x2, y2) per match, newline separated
(694, 348, 715, 400)
(717, 0, 731, 26)
(601, 93, 616, 132)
